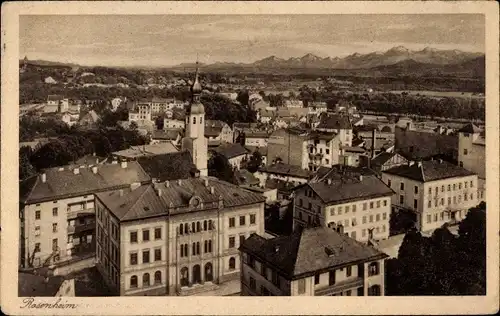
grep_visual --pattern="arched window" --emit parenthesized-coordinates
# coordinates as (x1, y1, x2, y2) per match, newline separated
(180, 267, 189, 287)
(184, 224, 188, 235)
(193, 117, 197, 124)
(368, 262, 379, 276)
(191, 222, 195, 233)
(196, 221, 201, 232)
(204, 262, 213, 282)
(208, 220, 213, 230)
(143, 273, 150, 287)
(208, 240, 212, 253)
(130, 275, 138, 288)
(368, 285, 381, 296)
(229, 257, 236, 270)
(179, 224, 184, 235)
(154, 271, 162, 284)
(192, 242, 196, 255)
(196, 242, 200, 255)
(203, 220, 207, 231)
(204, 240, 208, 253)
(200, 117, 203, 124)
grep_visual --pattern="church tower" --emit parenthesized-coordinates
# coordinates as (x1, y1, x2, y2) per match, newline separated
(181, 61, 208, 176)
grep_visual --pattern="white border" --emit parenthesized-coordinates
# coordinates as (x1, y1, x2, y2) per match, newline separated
(1, 1, 499, 315)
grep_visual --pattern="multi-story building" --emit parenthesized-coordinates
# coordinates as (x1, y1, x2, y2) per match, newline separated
(129, 102, 152, 122)
(239, 226, 388, 296)
(244, 131, 270, 148)
(255, 162, 312, 188)
(267, 128, 308, 167)
(163, 108, 186, 129)
(205, 120, 234, 144)
(315, 112, 353, 147)
(19, 161, 151, 268)
(381, 159, 478, 233)
(94, 176, 266, 296)
(304, 131, 343, 171)
(292, 170, 393, 242)
(457, 123, 486, 202)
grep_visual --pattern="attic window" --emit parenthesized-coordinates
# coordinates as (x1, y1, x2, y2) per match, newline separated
(325, 246, 336, 257)
(144, 207, 150, 212)
(119, 203, 127, 208)
(233, 193, 239, 197)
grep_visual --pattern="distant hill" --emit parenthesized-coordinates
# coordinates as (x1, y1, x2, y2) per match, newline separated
(170, 46, 483, 76)
(20, 59, 80, 69)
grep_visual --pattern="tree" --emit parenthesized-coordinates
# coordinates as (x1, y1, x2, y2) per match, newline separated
(237, 90, 250, 106)
(20, 146, 36, 181)
(208, 152, 237, 184)
(246, 151, 263, 173)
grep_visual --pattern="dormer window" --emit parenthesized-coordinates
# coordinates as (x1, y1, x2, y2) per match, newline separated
(193, 117, 197, 124)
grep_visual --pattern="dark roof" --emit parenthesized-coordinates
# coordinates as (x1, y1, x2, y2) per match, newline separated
(245, 145, 268, 156)
(259, 163, 312, 179)
(395, 128, 458, 160)
(344, 146, 366, 153)
(151, 129, 181, 140)
(18, 273, 65, 297)
(370, 152, 396, 168)
(382, 160, 476, 182)
(240, 227, 388, 280)
(97, 177, 266, 222)
(205, 126, 223, 137)
(20, 161, 151, 204)
(137, 151, 195, 182)
(212, 143, 249, 159)
(458, 123, 482, 134)
(316, 113, 352, 130)
(265, 178, 297, 194)
(313, 165, 377, 181)
(236, 169, 260, 186)
(304, 174, 393, 205)
(308, 130, 337, 141)
(352, 138, 365, 147)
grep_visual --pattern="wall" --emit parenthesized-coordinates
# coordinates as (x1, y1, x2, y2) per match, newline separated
(267, 129, 307, 167)
(458, 132, 485, 179)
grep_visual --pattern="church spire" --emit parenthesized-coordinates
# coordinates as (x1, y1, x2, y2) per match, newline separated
(191, 55, 202, 97)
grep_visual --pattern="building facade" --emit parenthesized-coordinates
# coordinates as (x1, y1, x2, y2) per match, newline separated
(292, 173, 393, 242)
(239, 227, 388, 296)
(95, 177, 266, 296)
(381, 160, 479, 232)
(457, 123, 485, 202)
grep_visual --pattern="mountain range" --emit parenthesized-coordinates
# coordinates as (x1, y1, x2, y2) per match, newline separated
(187, 46, 483, 70)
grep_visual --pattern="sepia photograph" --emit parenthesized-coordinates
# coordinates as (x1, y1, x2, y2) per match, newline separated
(1, 1, 499, 315)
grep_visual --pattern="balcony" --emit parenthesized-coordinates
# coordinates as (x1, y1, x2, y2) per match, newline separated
(67, 222, 95, 234)
(314, 277, 364, 296)
(67, 208, 95, 220)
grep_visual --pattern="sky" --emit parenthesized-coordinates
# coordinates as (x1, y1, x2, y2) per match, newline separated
(20, 14, 485, 67)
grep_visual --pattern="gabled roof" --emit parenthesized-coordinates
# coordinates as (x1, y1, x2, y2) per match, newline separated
(212, 143, 249, 159)
(20, 161, 151, 204)
(317, 113, 352, 130)
(395, 128, 457, 160)
(137, 151, 195, 182)
(151, 129, 182, 140)
(304, 174, 393, 205)
(458, 123, 482, 134)
(205, 126, 223, 137)
(259, 163, 311, 179)
(382, 160, 476, 182)
(240, 227, 388, 280)
(112, 143, 179, 159)
(370, 152, 397, 168)
(80, 110, 100, 123)
(245, 145, 268, 156)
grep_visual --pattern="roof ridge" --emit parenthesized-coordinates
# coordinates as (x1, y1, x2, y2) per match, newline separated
(22, 175, 40, 203)
(420, 163, 426, 182)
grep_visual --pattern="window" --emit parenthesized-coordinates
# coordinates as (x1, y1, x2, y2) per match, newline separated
(368, 262, 379, 276)
(388, 179, 392, 188)
(326, 149, 330, 154)
(329, 270, 336, 285)
(369, 202, 374, 209)
(229, 236, 235, 248)
(34, 243, 41, 253)
(197, 222, 201, 232)
(440, 212, 445, 220)
(142, 250, 150, 264)
(464, 149, 468, 155)
(298, 279, 306, 294)
(130, 231, 138, 243)
(465, 181, 468, 189)
(428, 187, 432, 195)
(154, 228, 161, 240)
(460, 161, 464, 167)
(441, 185, 444, 192)
(400, 182, 404, 190)
(250, 214, 256, 225)
(249, 277, 256, 291)
(345, 205, 350, 213)
(229, 257, 236, 270)
(375, 214, 380, 222)
(239, 234, 246, 246)
(314, 274, 320, 285)
(363, 203, 367, 210)
(142, 229, 150, 242)
(413, 199, 418, 209)
(229, 217, 235, 228)
(362, 216, 367, 224)
(351, 231, 356, 239)
(130, 253, 138, 265)
(382, 212, 387, 220)
(52, 238, 58, 251)
(52, 223, 58, 233)
(399, 195, 404, 205)
(35, 210, 41, 220)
(260, 263, 267, 277)
(346, 266, 352, 277)
(180, 244, 188, 257)
(352, 205, 357, 212)
(368, 285, 381, 296)
(154, 271, 162, 284)
(428, 200, 432, 208)
(308, 202, 312, 210)
(338, 206, 342, 215)
(239, 216, 246, 226)
(179, 224, 184, 235)
(376, 201, 380, 208)
(362, 229, 366, 237)
(441, 198, 444, 206)
(193, 117, 196, 124)
(130, 275, 138, 288)
(154, 248, 161, 261)
(414, 186, 418, 194)
(448, 185, 451, 192)
(434, 214, 438, 222)
(448, 197, 451, 205)
(459, 183, 462, 190)
(470, 181, 474, 188)
(52, 208, 58, 216)
(369, 215, 374, 223)
(143, 273, 150, 287)
(346, 290, 352, 296)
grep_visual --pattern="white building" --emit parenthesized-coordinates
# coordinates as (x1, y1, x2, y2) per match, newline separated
(457, 123, 485, 202)
(381, 160, 479, 233)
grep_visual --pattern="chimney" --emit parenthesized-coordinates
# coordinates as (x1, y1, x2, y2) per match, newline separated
(165, 180, 170, 188)
(439, 159, 443, 164)
(121, 161, 127, 169)
(73, 168, 80, 175)
(58, 167, 64, 171)
(111, 159, 118, 164)
(204, 179, 209, 187)
(417, 162, 422, 168)
(274, 245, 280, 253)
(177, 179, 182, 186)
(210, 186, 215, 194)
(41, 173, 47, 183)
(96, 158, 100, 164)
(157, 188, 162, 197)
(371, 128, 377, 158)
(409, 161, 415, 167)
(358, 175, 363, 181)
(326, 178, 332, 185)
(119, 189, 124, 197)
(92, 166, 98, 174)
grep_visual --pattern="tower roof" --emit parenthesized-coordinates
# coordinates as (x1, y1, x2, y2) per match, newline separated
(188, 60, 205, 115)
(190, 61, 202, 94)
